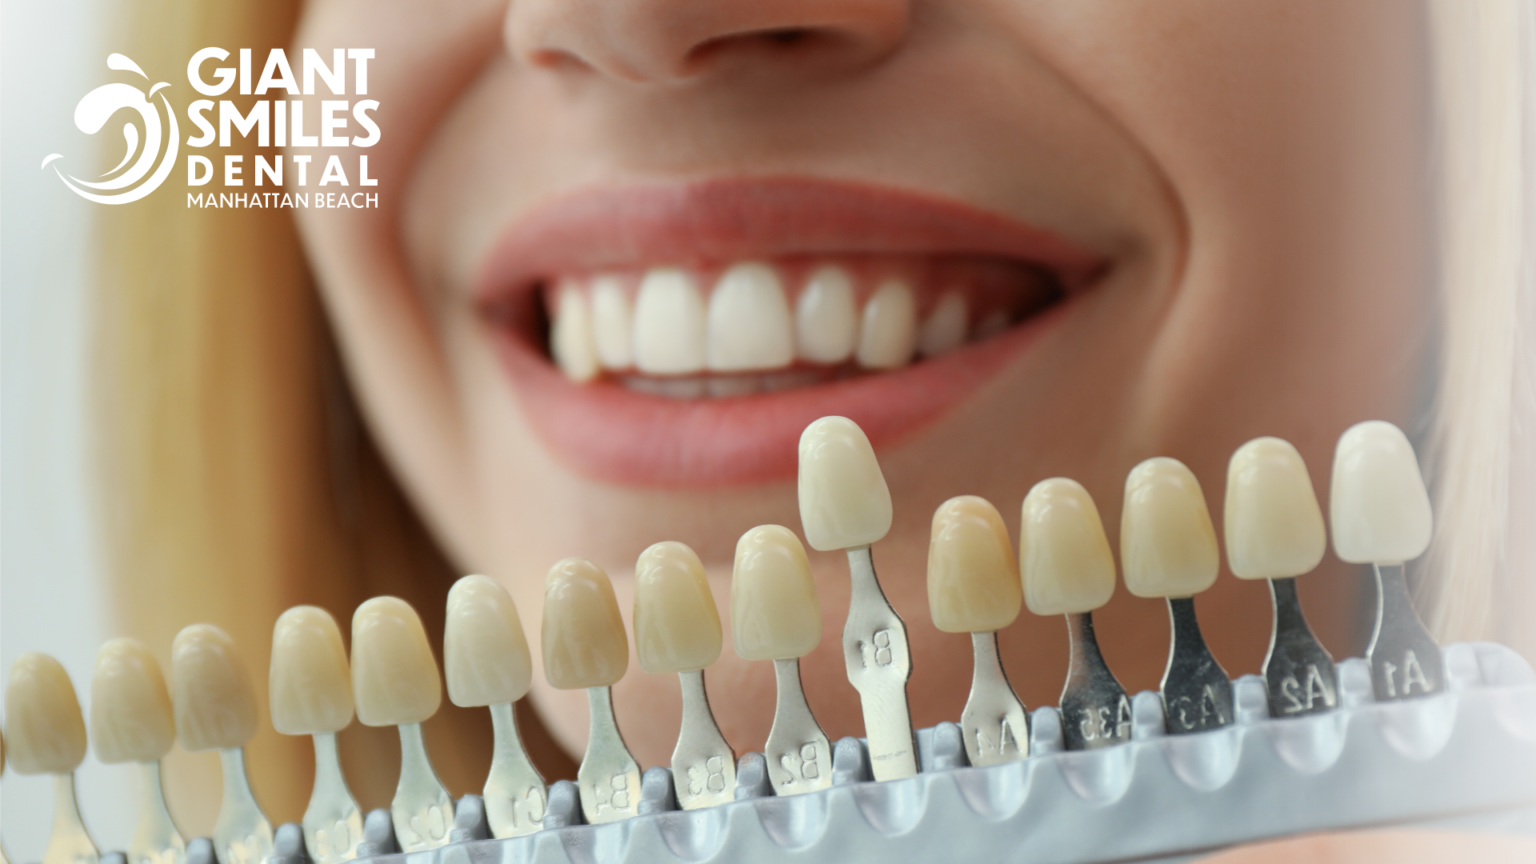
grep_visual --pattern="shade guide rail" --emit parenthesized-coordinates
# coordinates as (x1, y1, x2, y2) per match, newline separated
(1, 418, 1513, 864)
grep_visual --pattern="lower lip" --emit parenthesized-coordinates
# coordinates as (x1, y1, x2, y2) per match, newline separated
(489, 301, 1070, 488)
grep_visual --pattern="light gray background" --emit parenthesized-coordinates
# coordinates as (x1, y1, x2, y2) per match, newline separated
(2, 0, 138, 852)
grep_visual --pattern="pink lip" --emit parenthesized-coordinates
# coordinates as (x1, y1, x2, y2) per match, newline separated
(477, 177, 1105, 487)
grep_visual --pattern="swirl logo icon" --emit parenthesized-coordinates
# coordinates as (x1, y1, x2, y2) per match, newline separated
(42, 54, 178, 205)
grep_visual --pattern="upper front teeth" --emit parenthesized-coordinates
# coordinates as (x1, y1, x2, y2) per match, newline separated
(795, 266, 858, 363)
(633, 268, 708, 375)
(548, 261, 1015, 384)
(856, 278, 918, 369)
(590, 275, 634, 370)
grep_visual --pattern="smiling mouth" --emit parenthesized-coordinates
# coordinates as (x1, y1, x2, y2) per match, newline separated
(476, 177, 1104, 486)
(534, 255, 1063, 397)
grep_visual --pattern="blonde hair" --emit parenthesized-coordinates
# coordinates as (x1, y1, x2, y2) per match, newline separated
(91, 0, 575, 829)
(1420, 0, 1536, 657)
(91, 0, 1532, 830)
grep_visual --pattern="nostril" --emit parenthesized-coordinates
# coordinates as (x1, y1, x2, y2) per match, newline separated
(764, 28, 811, 46)
(526, 47, 590, 72)
(683, 27, 842, 77)
(511, 0, 911, 85)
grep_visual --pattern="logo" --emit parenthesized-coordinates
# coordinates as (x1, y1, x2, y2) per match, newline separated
(43, 54, 178, 205)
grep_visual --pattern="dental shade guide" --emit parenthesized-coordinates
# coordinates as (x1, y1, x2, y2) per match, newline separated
(1122, 457, 1235, 735)
(797, 416, 919, 781)
(542, 558, 642, 825)
(731, 525, 833, 796)
(90, 639, 184, 864)
(170, 625, 272, 864)
(444, 575, 547, 837)
(1331, 421, 1446, 701)
(1224, 437, 1340, 717)
(6, 653, 100, 864)
(7, 418, 1534, 864)
(351, 598, 455, 851)
(0, 727, 7, 864)
(1021, 478, 1133, 749)
(270, 606, 363, 862)
(633, 542, 736, 810)
(926, 496, 1030, 766)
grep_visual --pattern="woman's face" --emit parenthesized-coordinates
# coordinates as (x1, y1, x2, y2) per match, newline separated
(295, 0, 1428, 765)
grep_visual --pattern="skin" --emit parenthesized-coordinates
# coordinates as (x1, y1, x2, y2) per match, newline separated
(294, 0, 1450, 856)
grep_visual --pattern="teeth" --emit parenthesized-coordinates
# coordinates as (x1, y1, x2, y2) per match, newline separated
(1120, 457, 1220, 599)
(635, 541, 735, 811)
(707, 262, 795, 372)
(1330, 420, 1433, 564)
(550, 283, 599, 382)
(541, 558, 630, 689)
(797, 415, 893, 551)
(624, 376, 707, 398)
(796, 265, 859, 363)
(731, 525, 822, 661)
(590, 275, 634, 369)
(1224, 437, 1327, 579)
(633, 541, 723, 673)
(974, 310, 1010, 341)
(445, 574, 534, 708)
(918, 292, 969, 358)
(90, 638, 175, 763)
(633, 268, 707, 375)
(4, 652, 87, 774)
(171, 624, 259, 751)
(1020, 478, 1118, 615)
(350, 597, 443, 727)
(856, 278, 918, 369)
(552, 261, 1037, 384)
(269, 606, 354, 736)
(706, 376, 761, 398)
(927, 496, 1021, 633)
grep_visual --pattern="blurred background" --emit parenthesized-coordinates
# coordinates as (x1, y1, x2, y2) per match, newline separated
(1, 0, 138, 849)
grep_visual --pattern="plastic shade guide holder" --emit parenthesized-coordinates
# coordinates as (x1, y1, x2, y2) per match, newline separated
(129, 642, 1536, 864)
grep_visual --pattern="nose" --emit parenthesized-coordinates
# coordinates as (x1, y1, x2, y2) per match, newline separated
(508, 0, 911, 83)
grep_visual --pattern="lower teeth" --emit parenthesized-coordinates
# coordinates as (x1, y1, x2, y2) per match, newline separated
(619, 368, 843, 399)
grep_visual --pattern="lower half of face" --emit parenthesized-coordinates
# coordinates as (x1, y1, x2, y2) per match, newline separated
(297, 0, 1429, 765)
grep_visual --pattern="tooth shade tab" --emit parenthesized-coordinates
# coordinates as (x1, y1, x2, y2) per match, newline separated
(796, 265, 858, 363)
(1225, 437, 1327, 580)
(270, 605, 354, 735)
(633, 267, 707, 375)
(90, 638, 175, 763)
(1020, 478, 1118, 616)
(590, 275, 634, 369)
(542, 557, 630, 689)
(1121, 457, 1220, 599)
(856, 278, 918, 369)
(351, 597, 443, 727)
(551, 282, 599, 382)
(1330, 420, 1433, 564)
(634, 541, 723, 674)
(172, 623, 259, 752)
(446, 574, 534, 707)
(918, 291, 968, 357)
(927, 496, 1022, 633)
(5, 652, 87, 774)
(707, 262, 795, 372)
(732, 525, 822, 661)
(797, 415, 893, 551)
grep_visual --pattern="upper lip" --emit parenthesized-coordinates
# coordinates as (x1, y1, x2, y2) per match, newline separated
(476, 175, 1107, 302)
